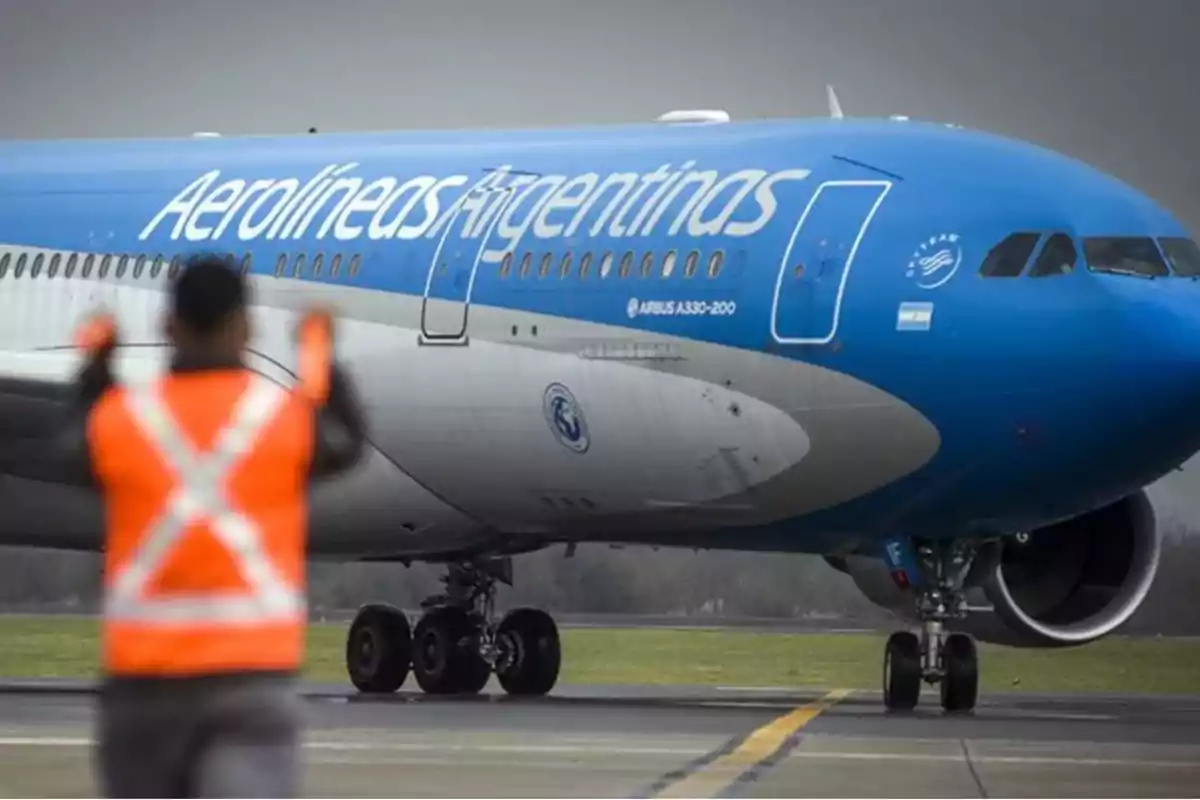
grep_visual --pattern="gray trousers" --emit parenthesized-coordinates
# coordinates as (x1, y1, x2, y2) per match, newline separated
(94, 673, 303, 798)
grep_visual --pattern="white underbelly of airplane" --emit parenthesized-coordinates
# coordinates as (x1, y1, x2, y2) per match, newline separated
(0, 258, 939, 554)
(360, 333, 814, 532)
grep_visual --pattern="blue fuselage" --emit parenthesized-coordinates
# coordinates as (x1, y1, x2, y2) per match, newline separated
(0, 116, 1197, 558)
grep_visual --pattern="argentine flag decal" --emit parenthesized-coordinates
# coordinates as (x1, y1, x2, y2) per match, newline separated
(896, 301, 934, 331)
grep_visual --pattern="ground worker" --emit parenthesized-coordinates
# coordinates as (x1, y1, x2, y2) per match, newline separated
(0, 253, 367, 797)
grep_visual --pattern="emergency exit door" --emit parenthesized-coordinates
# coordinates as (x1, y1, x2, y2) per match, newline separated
(770, 180, 892, 345)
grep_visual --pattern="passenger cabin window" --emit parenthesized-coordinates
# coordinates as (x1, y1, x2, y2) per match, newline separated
(579, 252, 593, 278)
(978, 233, 1039, 278)
(65, 253, 78, 278)
(1083, 237, 1169, 278)
(661, 250, 677, 278)
(14, 254, 27, 278)
(0, 253, 10, 278)
(1028, 233, 1077, 278)
(639, 252, 654, 278)
(348, 254, 362, 278)
(708, 250, 724, 278)
(599, 252, 614, 279)
(330, 253, 343, 278)
(1159, 237, 1200, 277)
(31, 254, 44, 278)
(499, 252, 513, 278)
(48, 253, 61, 278)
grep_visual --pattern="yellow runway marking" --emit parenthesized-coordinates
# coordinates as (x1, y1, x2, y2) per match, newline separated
(652, 688, 852, 798)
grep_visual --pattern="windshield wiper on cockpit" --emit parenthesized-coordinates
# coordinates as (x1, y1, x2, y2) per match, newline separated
(1100, 266, 1156, 280)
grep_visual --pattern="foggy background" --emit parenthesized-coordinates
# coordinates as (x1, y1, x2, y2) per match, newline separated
(1, 0, 1199, 631)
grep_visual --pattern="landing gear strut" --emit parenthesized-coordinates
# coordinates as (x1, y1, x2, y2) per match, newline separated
(882, 539, 980, 714)
(344, 557, 562, 697)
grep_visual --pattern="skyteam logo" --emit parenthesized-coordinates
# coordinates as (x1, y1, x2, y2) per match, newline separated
(543, 383, 590, 454)
(906, 233, 963, 290)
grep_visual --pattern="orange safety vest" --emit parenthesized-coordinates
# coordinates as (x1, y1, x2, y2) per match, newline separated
(87, 368, 315, 677)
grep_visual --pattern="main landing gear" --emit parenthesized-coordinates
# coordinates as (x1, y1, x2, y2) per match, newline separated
(882, 539, 980, 715)
(344, 557, 561, 697)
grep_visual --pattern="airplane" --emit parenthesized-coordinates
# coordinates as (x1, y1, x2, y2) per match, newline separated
(0, 90, 1198, 716)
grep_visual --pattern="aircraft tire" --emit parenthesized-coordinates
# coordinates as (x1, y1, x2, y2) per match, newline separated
(458, 648, 493, 695)
(939, 633, 978, 714)
(346, 603, 412, 693)
(495, 607, 561, 696)
(883, 630, 921, 712)
(412, 606, 490, 695)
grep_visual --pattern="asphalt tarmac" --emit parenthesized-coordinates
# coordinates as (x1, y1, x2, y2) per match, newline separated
(0, 681, 1196, 797)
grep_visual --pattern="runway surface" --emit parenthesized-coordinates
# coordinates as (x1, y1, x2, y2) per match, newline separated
(0, 681, 1196, 797)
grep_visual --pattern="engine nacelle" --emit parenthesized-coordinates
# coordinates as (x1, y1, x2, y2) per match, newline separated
(838, 491, 1162, 647)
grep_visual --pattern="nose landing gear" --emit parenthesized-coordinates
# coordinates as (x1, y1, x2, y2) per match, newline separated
(882, 539, 980, 714)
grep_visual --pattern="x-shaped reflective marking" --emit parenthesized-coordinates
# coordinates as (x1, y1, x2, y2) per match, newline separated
(104, 375, 304, 625)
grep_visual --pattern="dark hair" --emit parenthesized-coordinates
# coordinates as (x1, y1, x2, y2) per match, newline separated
(170, 253, 248, 335)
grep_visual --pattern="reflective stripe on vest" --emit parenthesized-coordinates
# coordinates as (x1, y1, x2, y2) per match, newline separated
(103, 373, 306, 628)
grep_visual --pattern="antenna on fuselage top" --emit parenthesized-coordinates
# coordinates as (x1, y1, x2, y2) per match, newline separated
(826, 85, 844, 119)
(656, 109, 730, 125)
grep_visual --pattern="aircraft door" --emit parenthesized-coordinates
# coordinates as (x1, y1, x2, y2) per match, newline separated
(420, 183, 515, 343)
(770, 180, 892, 345)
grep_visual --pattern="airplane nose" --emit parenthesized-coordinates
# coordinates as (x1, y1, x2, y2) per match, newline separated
(1104, 283, 1200, 472)
(1136, 290, 1200, 378)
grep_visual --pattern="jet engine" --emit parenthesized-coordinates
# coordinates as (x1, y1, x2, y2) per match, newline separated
(833, 490, 1162, 647)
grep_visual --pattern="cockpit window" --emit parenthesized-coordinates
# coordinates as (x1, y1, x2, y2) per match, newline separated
(1083, 237, 1169, 278)
(1027, 233, 1077, 278)
(978, 232, 1039, 278)
(1159, 237, 1200, 277)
